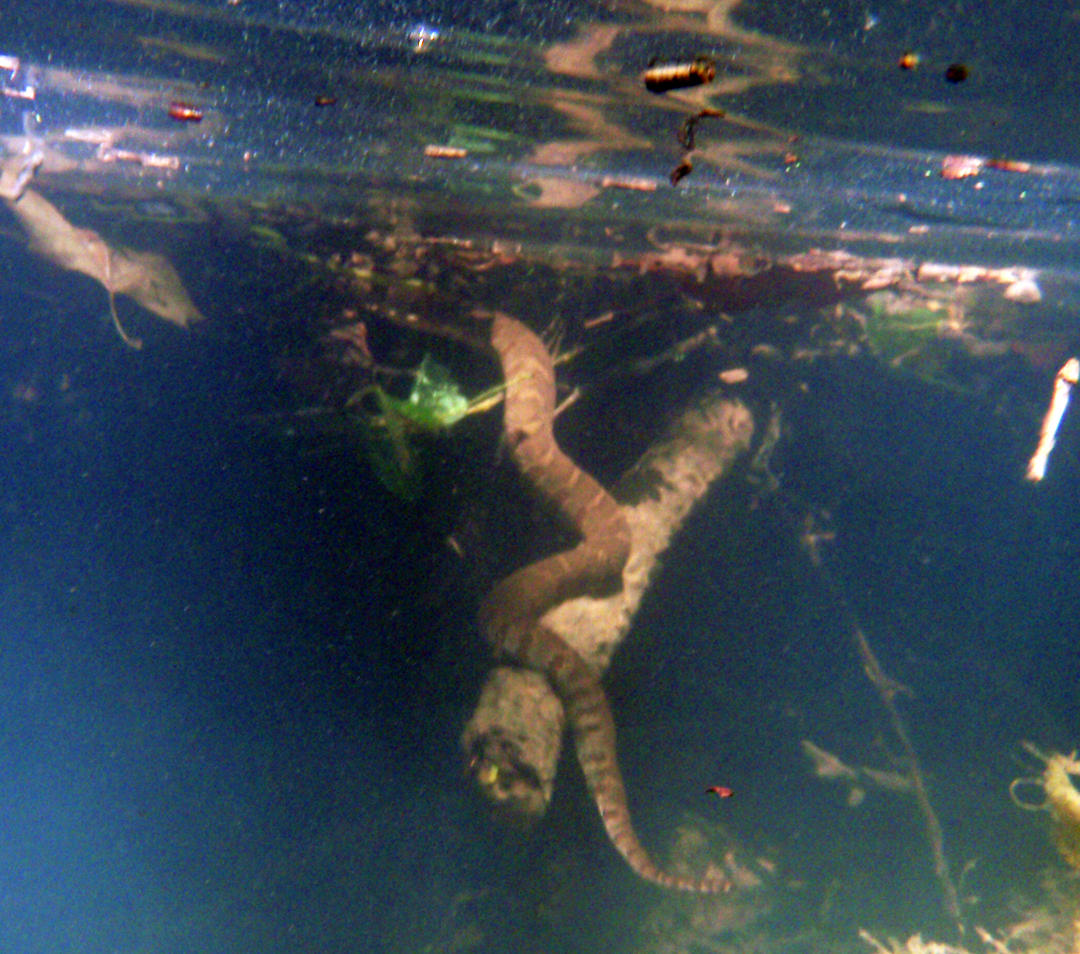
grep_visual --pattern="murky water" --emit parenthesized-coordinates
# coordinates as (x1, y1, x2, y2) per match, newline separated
(1, 2, 1079, 952)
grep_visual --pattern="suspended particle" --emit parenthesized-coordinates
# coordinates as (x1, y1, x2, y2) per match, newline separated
(940, 154, 983, 179)
(944, 62, 968, 83)
(678, 115, 696, 150)
(669, 156, 693, 186)
(898, 51, 920, 70)
(424, 144, 468, 159)
(599, 176, 657, 192)
(167, 101, 203, 122)
(677, 107, 725, 150)
(705, 785, 734, 798)
(986, 157, 1031, 173)
(407, 23, 442, 52)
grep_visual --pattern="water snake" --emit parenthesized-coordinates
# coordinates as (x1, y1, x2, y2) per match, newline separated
(476, 311, 725, 893)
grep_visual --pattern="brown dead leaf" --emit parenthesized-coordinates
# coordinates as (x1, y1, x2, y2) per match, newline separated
(5, 186, 203, 330)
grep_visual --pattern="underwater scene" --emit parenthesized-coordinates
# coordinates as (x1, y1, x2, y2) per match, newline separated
(1, 0, 1080, 951)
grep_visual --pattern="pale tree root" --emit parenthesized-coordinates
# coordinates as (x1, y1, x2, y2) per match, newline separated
(462, 393, 754, 824)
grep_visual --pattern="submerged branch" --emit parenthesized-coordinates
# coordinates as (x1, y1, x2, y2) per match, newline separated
(462, 389, 754, 824)
(795, 504, 963, 934)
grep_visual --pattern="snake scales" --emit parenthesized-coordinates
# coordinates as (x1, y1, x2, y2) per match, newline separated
(476, 312, 725, 893)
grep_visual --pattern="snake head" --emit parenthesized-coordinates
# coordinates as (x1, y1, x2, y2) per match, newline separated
(464, 729, 550, 828)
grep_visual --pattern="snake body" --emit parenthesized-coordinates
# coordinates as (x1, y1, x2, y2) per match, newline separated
(478, 312, 723, 893)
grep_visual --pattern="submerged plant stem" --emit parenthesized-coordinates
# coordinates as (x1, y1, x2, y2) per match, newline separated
(799, 505, 963, 934)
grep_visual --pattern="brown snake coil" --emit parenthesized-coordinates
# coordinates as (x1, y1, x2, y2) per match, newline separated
(477, 312, 725, 893)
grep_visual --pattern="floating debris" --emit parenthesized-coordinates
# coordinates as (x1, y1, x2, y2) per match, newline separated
(986, 157, 1032, 173)
(599, 175, 657, 192)
(898, 51, 920, 70)
(643, 55, 716, 93)
(98, 146, 181, 170)
(63, 127, 115, 144)
(669, 155, 693, 186)
(313, 94, 337, 107)
(1003, 272, 1042, 303)
(1025, 358, 1079, 482)
(944, 62, 968, 83)
(167, 101, 203, 122)
(2, 84, 34, 100)
(677, 107, 726, 150)
(916, 262, 1042, 303)
(668, 107, 727, 187)
(0, 52, 32, 99)
(0, 181, 203, 346)
(940, 154, 983, 179)
(424, 144, 468, 159)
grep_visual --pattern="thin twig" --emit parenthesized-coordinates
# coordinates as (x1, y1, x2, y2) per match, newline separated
(553, 386, 581, 420)
(795, 504, 963, 935)
(851, 616, 962, 932)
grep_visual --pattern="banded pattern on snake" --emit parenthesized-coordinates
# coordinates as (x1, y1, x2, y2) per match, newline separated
(477, 312, 725, 893)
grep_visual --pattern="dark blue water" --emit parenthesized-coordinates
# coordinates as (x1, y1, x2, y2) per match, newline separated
(3, 228, 1080, 950)
(2, 0, 1080, 947)
(0, 258, 501, 952)
(613, 354, 1080, 939)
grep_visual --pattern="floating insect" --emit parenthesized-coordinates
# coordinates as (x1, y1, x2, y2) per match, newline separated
(643, 55, 716, 94)
(705, 785, 734, 798)
(167, 101, 203, 122)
